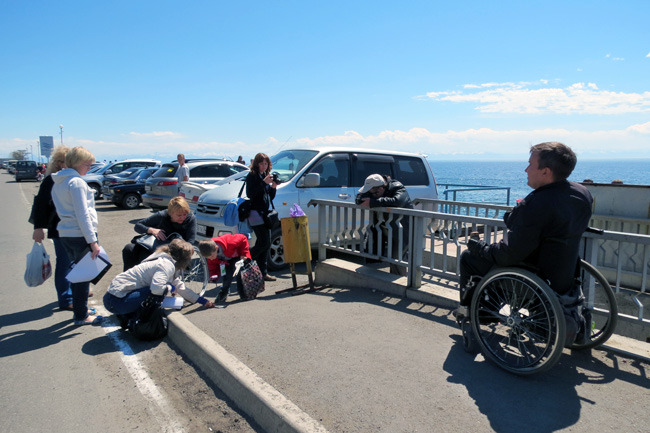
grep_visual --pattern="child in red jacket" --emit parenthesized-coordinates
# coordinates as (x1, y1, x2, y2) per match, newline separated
(198, 234, 251, 303)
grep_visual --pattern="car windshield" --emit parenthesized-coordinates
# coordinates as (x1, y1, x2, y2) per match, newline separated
(213, 169, 249, 186)
(87, 166, 103, 173)
(270, 150, 318, 183)
(135, 169, 154, 181)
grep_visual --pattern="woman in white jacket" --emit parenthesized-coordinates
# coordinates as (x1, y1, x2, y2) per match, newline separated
(51, 147, 103, 326)
(104, 239, 214, 327)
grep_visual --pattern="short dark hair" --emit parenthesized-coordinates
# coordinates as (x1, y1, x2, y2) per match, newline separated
(530, 142, 577, 181)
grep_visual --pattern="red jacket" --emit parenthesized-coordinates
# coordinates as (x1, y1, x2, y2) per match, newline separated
(207, 234, 252, 279)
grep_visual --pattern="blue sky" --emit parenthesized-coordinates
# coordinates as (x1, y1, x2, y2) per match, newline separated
(1, 1, 649, 162)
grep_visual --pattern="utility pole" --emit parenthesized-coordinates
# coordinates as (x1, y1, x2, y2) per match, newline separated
(59, 124, 64, 144)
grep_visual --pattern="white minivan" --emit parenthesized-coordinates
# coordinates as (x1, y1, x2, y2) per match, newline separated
(194, 147, 438, 270)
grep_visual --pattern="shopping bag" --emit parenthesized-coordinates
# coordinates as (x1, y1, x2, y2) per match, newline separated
(235, 259, 265, 300)
(24, 242, 52, 287)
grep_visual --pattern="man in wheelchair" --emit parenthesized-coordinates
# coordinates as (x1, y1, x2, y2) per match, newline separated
(455, 142, 593, 346)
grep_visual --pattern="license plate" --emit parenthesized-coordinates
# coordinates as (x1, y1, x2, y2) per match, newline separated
(197, 224, 206, 236)
(145, 185, 152, 192)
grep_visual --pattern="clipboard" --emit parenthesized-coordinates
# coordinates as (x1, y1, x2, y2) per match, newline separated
(66, 246, 112, 285)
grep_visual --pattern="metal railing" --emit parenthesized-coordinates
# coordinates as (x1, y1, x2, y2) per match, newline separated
(437, 183, 512, 206)
(309, 198, 650, 329)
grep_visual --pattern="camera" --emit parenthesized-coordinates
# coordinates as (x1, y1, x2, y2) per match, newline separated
(271, 172, 282, 184)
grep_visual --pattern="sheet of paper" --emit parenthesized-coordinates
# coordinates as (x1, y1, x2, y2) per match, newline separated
(66, 247, 112, 283)
(161, 296, 184, 310)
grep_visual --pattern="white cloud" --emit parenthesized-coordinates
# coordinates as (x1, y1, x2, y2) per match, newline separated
(646, 52, 650, 58)
(423, 81, 650, 114)
(128, 131, 183, 138)
(293, 122, 650, 159)
(3, 123, 650, 161)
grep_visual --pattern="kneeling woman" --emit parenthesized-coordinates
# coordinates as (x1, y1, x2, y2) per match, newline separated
(104, 239, 214, 325)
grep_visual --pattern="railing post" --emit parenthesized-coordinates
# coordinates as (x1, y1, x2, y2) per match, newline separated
(409, 214, 424, 288)
(317, 202, 327, 261)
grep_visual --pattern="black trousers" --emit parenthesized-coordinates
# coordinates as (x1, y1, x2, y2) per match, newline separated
(458, 250, 494, 305)
(250, 225, 270, 276)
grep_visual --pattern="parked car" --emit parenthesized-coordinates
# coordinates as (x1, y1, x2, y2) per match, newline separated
(106, 170, 158, 209)
(195, 147, 439, 270)
(142, 159, 248, 209)
(82, 158, 160, 199)
(102, 168, 156, 203)
(179, 170, 249, 211)
(7, 161, 18, 174)
(14, 160, 40, 182)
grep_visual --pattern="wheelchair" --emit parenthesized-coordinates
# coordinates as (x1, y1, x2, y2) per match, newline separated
(457, 259, 618, 375)
(179, 246, 209, 305)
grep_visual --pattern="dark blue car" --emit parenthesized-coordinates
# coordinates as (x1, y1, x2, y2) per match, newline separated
(106, 168, 156, 209)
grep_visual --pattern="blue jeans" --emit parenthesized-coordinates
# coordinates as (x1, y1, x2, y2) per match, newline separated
(52, 238, 73, 309)
(103, 287, 152, 317)
(60, 237, 93, 321)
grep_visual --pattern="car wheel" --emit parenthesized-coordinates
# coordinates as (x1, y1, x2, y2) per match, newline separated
(122, 193, 140, 209)
(88, 183, 102, 200)
(267, 227, 288, 271)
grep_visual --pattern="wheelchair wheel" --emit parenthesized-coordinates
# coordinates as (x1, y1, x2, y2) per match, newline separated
(470, 268, 566, 375)
(179, 246, 208, 304)
(569, 260, 618, 350)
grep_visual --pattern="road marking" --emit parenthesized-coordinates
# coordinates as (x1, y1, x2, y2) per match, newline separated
(95, 304, 186, 433)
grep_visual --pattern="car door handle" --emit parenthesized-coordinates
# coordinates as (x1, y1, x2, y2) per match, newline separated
(338, 193, 351, 199)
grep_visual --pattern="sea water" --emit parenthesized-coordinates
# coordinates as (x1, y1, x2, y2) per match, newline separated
(428, 159, 650, 205)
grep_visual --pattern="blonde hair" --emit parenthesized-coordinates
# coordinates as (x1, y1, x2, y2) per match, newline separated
(168, 196, 190, 215)
(46, 145, 70, 176)
(65, 147, 95, 171)
(155, 238, 194, 270)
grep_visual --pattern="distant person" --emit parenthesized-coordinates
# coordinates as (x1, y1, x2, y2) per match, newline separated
(356, 173, 413, 275)
(51, 146, 103, 326)
(122, 196, 197, 271)
(177, 153, 189, 194)
(455, 142, 593, 345)
(246, 152, 278, 281)
(236, 155, 245, 165)
(31, 145, 74, 310)
(198, 234, 252, 304)
(105, 239, 214, 329)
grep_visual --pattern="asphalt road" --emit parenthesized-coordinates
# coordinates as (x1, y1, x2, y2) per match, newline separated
(0, 173, 257, 433)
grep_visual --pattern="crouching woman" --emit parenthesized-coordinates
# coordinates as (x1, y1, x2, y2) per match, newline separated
(104, 239, 214, 326)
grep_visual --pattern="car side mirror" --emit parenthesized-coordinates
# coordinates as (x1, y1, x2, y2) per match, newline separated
(302, 173, 321, 187)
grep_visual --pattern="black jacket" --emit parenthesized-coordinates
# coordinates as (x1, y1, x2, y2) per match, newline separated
(245, 171, 277, 215)
(485, 180, 593, 294)
(134, 210, 197, 245)
(355, 178, 413, 209)
(31, 175, 61, 238)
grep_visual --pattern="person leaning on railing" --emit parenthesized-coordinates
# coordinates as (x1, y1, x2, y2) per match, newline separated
(355, 173, 413, 275)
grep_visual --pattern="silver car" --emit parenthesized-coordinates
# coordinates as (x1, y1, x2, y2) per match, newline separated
(142, 159, 248, 209)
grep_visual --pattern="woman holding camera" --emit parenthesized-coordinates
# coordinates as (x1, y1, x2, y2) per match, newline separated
(246, 152, 278, 281)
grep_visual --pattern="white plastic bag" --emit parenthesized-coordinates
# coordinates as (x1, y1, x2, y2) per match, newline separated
(24, 242, 52, 287)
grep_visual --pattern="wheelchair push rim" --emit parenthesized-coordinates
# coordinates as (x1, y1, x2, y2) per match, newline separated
(568, 260, 618, 350)
(179, 246, 209, 305)
(470, 267, 566, 376)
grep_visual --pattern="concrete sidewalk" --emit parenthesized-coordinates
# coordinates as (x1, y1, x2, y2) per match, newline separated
(168, 258, 650, 433)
